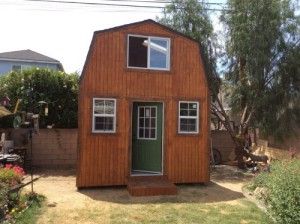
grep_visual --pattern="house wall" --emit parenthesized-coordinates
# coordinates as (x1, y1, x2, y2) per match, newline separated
(77, 21, 210, 187)
(0, 60, 60, 75)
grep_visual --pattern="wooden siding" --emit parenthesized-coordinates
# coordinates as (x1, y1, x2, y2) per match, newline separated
(77, 21, 210, 187)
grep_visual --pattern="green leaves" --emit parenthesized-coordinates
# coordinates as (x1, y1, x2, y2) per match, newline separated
(157, 0, 220, 96)
(222, 0, 300, 138)
(0, 68, 79, 128)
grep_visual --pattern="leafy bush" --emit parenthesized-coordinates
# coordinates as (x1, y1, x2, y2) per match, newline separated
(0, 164, 25, 186)
(0, 68, 79, 128)
(249, 159, 300, 224)
(0, 165, 26, 221)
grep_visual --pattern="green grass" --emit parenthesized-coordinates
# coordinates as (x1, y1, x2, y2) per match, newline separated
(108, 199, 272, 224)
(14, 195, 44, 224)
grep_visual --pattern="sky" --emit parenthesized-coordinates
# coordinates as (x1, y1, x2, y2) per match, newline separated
(0, 0, 224, 73)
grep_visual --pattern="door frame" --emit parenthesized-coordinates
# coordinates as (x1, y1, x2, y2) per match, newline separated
(130, 100, 164, 176)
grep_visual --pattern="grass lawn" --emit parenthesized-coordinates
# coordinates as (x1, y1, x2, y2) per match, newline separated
(23, 168, 274, 224)
(14, 195, 44, 224)
(38, 187, 272, 224)
(108, 199, 272, 224)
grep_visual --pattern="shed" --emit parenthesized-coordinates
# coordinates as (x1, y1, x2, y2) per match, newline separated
(76, 19, 210, 196)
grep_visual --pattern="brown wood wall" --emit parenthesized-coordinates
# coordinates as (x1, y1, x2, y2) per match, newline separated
(76, 21, 210, 187)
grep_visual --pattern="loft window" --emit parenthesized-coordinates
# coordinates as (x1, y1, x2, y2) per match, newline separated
(178, 101, 199, 134)
(92, 98, 116, 133)
(127, 35, 170, 70)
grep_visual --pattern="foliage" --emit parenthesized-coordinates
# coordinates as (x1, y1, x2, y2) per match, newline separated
(0, 164, 25, 186)
(221, 0, 300, 138)
(13, 193, 45, 224)
(0, 164, 26, 220)
(248, 159, 300, 224)
(0, 182, 9, 220)
(157, 0, 220, 96)
(0, 68, 79, 128)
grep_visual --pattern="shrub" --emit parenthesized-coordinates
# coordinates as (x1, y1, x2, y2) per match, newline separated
(0, 68, 79, 128)
(0, 165, 26, 221)
(0, 164, 25, 186)
(249, 159, 300, 224)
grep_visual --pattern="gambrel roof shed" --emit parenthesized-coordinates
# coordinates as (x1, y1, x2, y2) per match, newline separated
(77, 19, 210, 196)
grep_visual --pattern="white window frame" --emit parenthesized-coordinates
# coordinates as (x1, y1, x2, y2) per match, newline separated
(178, 101, 199, 134)
(92, 98, 116, 133)
(137, 106, 157, 140)
(127, 34, 171, 71)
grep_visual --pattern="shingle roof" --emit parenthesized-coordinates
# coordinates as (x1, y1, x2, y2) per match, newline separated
(0, 49, 60, 64)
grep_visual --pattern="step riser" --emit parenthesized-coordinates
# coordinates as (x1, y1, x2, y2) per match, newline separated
(127, 176, 177, 196)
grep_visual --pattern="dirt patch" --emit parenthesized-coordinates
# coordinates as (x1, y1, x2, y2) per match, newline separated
(23, 166, 257, 224)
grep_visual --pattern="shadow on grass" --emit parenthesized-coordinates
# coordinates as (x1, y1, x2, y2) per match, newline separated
(78, 181, 244, 204)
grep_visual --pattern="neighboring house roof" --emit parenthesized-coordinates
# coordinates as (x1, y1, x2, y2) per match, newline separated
(0, 49, 64, 71)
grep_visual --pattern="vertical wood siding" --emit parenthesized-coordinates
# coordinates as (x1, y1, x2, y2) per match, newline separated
(77, 21, 210, 187)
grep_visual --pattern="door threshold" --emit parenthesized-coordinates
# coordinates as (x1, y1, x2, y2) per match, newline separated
(131, 170, 162, 176)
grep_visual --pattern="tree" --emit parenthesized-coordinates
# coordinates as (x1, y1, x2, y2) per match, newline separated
(157, 0, 299, 167)
(157, 0, 220, 95)
(221, 0, 300, 140)
(0, 68, 79, 128)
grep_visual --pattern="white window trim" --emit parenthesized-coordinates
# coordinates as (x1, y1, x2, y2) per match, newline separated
(137, 105, 157, 140)
(178, 101, 199, 134)
(127, 34, 171, 71)
(92, 98, 116, 133)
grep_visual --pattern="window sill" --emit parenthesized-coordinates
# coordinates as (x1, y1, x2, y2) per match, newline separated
(124, 67, 172, 74)
(177, 132, 200, 137)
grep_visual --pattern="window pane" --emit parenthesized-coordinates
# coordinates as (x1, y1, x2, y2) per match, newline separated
(128, 36, 148, 68)
(150, 129, 156, 138)
(189, 109, 197, 116)
(180, 103, 188, 109)
(105, 100, 115, 114)
(180, 109, 188, 116)
(180, 118, 197, 132)
(94, 116, 114, 131)
(151, 107, 156, 117)
(145, 108, 151, 117)
(94, 100, 104, 114)
(105, 117, 114, 130)
(150, 118, 156, 128)
(95, 117, 105, 130)
(145, 118, 150, 127)
(139, 107, 144, 117)
(149, 39, 168, 69)
(189, 103, 198, 110)
(139, 118, 144, 128)
(187, 119, 196, 131)
(145, 128, 150, 138)
(180, 119, 188, 132)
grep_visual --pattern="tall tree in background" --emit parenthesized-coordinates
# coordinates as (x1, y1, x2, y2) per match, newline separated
(157, 0, 237, 141)
(157, 0, 220, 95)
(222, 0, 300, 140)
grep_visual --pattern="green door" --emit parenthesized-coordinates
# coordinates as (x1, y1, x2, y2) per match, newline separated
(132, 102, 163, 173)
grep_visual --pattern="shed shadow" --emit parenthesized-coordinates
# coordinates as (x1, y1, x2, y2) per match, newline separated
(78, 181, 245, 204)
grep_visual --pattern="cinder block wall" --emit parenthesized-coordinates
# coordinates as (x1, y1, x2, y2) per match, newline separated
(211, 130, 235, 162)
(31, 129, 77, 168)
